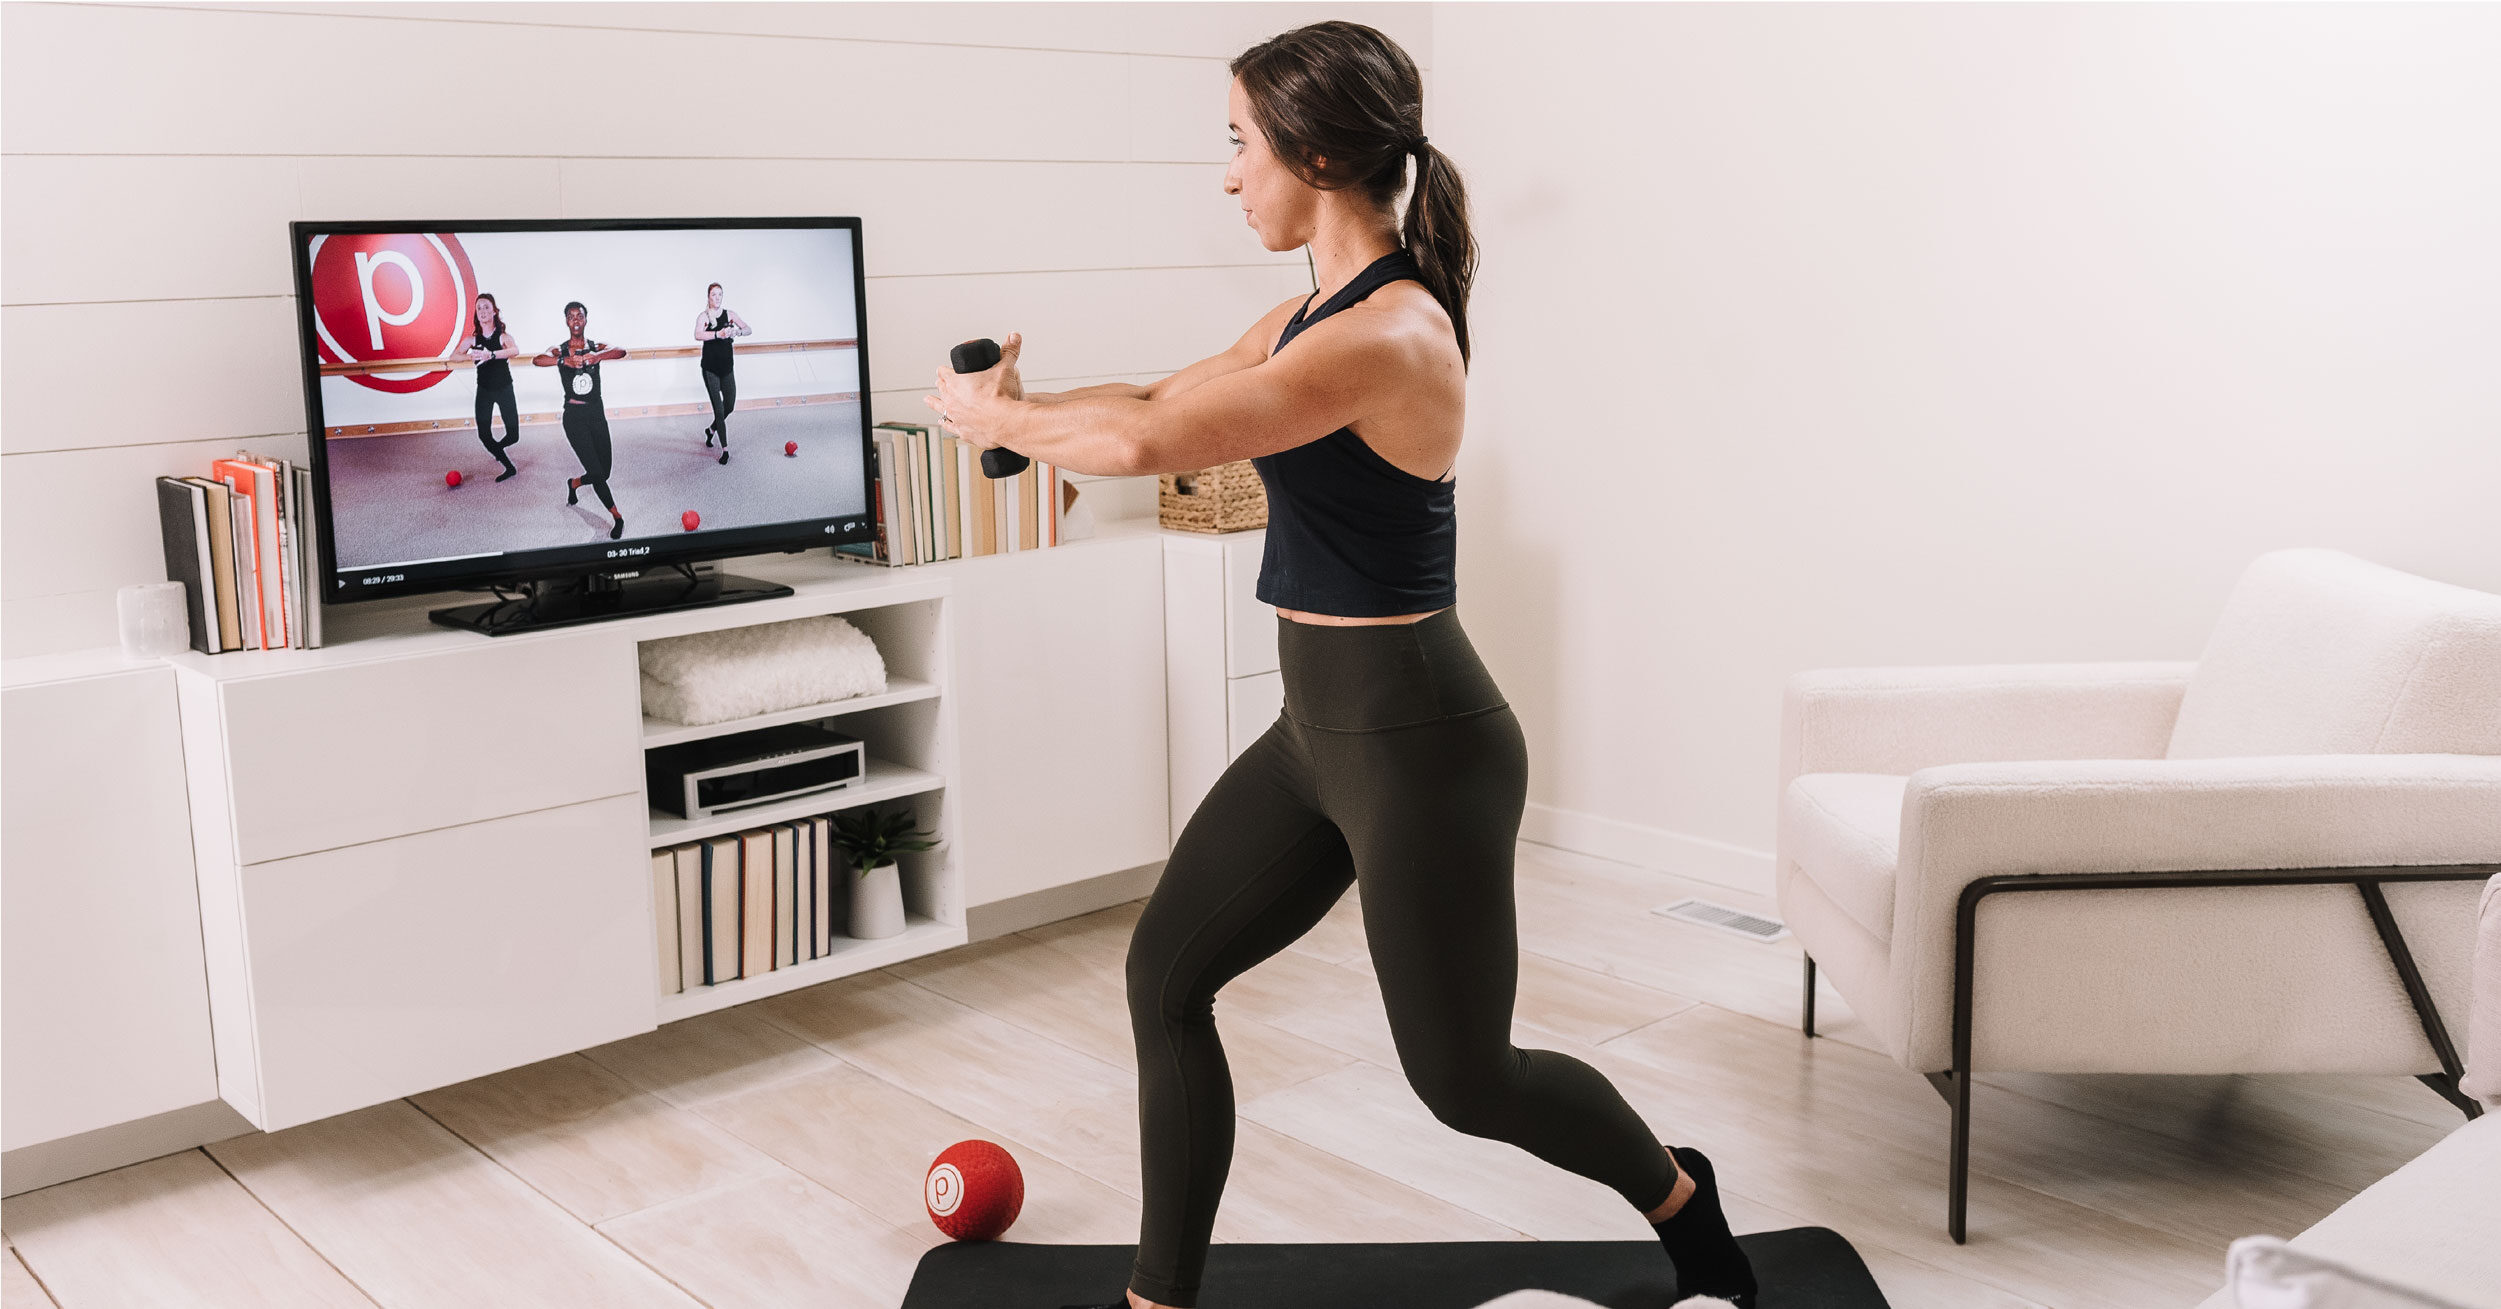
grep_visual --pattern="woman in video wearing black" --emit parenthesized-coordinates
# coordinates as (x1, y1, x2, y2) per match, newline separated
(532, 301, 628, 540)
(464, 292, 522, 482)
(695, 281, 750, 464)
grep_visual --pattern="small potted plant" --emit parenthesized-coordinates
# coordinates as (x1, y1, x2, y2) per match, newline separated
(829, 805, 938, 939)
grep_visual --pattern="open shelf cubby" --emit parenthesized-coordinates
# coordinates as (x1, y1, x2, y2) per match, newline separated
(638, 592, 966, 1020)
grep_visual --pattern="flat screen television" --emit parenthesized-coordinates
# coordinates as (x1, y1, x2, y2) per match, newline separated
(288, 217, 876, 633)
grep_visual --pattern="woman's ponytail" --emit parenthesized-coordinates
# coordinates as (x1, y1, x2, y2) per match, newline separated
(1400, 139, 1478, 369)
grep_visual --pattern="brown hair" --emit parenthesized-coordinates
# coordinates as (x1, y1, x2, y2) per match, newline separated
(473, 291, 503, 339)
(1230, 21, 1477, 368)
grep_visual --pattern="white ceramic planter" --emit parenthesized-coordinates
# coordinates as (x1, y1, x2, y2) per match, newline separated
(847, 858, 906, 939)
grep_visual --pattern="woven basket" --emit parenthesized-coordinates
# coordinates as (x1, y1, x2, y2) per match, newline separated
(1158, 460, 1268, 533)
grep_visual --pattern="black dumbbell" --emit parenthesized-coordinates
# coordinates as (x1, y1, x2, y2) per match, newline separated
(949, 338, 1030, 480)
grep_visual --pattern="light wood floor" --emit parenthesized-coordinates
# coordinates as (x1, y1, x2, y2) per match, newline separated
(2, 844, 2465, 1308)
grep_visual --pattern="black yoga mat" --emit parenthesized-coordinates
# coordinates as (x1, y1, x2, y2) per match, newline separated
(901, 1227, 1890, 1308)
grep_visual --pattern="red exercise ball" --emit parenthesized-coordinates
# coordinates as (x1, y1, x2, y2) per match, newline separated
(445, 469, 462, 487)
(785, 440, 798, 456)
(925, 1139, 1022, 1241)
(682, 509, 701, 531)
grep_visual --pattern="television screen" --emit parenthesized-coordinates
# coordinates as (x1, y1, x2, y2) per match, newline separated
(290, 218, 875, 603)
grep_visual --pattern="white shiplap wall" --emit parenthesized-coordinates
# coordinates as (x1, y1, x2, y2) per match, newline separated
(0, 1, 1434, 657)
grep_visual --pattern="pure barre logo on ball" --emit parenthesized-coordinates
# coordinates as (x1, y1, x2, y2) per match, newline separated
(306, 232, 479, 394)
(925, 1163, 964, 1216)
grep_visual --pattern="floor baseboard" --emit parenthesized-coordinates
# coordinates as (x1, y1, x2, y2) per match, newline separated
(3, 1099, 257, 1198)
(965, 859, 1166, 942)
(1519, 801, 1775, 899)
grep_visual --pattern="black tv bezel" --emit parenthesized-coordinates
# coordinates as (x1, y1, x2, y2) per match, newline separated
(287, 215, 877, 606)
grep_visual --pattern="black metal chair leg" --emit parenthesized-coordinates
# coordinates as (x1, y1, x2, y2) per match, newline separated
(1802, 955, 1818, 1037)
(1947, 1070, 1971, 1243)
(1924, 1069, 1971, 1244)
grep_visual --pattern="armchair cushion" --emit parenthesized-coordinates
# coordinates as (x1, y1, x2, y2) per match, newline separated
(2168, 549, 2501, 760)
(1780, 774, 1907, 942)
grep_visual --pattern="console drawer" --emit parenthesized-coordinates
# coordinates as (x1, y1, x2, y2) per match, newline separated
(203, 634, 640, 864)
(224, 793, 653, 1130)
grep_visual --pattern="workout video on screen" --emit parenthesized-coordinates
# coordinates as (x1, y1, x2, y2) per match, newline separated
(302, 225, 871, 583)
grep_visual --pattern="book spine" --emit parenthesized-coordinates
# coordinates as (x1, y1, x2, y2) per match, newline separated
(795, 820, 813, 961)
(653, 850, 682, 996)
(812, 815, 834, 953)
(1025, 464, 1038, 551)
(995, 465, 1010, 554)
(699, 842, 718, 986)
(706, 837, 743, 986)
(1047, 464, 1062, 547)
(972, 461, 994, 556)
(675, 846, 704, 992)
(221, 476, 261, 650)
(740, 830, 773, 978)
(909, 427, 932, 564)
(872, 431, 902, 565)
(188, 479, 241, 650)
(929, 431, 949, 560)
(155, 478, 218, 654)
(956, 442, 976, 559)
(936, 432, 959, 559)
(935, 430, 955, 559)
(890, 430, 917, 565)
(295, 464, 324, 648)
(214, 459, 283, 649)
(272, 460, 300, 649)
(247, 461, 289, 649)
(775, 824, 797, 969)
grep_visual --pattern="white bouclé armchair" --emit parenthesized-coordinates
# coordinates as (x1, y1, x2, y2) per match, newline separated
(1774, 549, 2501, 1242)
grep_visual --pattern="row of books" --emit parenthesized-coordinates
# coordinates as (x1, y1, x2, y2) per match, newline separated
(153, 454, 323, 654)
(655, 813, 862, 993)
(836, 421, 1065, 566)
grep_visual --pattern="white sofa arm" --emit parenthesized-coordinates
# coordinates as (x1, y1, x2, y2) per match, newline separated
(2466, 875, 2501, 1109)
(1778, 662, 2195, 796)
(1885, 753, 2501, 1072)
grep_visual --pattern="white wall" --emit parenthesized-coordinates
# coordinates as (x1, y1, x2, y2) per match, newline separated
(19, 1, 2492, 898)
(1, 1, 1434, 657)
(1434, 3, 2501, 890)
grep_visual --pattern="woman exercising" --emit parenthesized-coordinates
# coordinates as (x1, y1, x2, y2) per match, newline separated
(927, 21, 1756, 1309)
(464, 292, 522, 482)
(532, 301, 627, 540)
(694, 281, 749, 464)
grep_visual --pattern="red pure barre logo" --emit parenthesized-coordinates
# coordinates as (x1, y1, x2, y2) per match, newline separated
(307, 232, 480, 394)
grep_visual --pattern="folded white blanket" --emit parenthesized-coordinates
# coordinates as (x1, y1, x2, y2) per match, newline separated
(639, 614, 888, 726)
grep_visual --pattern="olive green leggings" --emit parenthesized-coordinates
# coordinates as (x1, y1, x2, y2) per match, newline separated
(1121, 607, 1681, 1307)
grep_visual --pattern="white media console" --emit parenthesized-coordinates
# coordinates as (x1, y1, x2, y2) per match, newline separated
(6, 521, 1175, 1161)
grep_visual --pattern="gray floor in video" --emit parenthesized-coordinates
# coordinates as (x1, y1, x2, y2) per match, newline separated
(326, 403, 869, 568)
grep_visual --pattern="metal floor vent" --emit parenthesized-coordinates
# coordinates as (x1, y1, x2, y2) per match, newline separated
(1653, 897, 1789, 943)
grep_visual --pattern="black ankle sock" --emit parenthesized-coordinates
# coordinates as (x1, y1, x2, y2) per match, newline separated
(1652, 1146, 1757, 1308)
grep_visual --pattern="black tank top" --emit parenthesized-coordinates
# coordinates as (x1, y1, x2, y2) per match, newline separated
(557, 340, 606, 410)
(702, 311, 734, 375)
(473, 324, 511, 390)
(1250, 247, 1456, 617)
